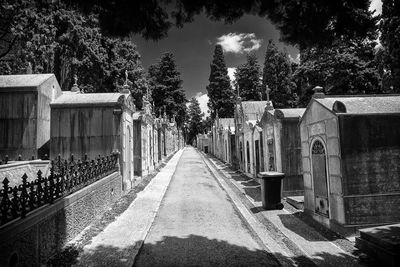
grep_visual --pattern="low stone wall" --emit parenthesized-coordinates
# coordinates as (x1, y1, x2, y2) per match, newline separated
(0, 171, 122, 266)
(0, 160, 50, 187)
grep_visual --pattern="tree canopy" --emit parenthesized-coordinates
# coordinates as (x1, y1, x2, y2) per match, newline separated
(60, 0, 376, 50)
(206, 45, 235, 119)
(294, 37, 381, 106)
(149, 52, 187, 127)
(0, 1, 148, 105)
(235, 53, 262, 101)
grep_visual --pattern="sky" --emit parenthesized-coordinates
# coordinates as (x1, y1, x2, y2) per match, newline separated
(132, 0, 382, 117)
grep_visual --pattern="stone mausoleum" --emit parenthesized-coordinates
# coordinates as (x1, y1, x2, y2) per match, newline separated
(234, 100, 269, 177)
(0, 74, 62, 160)
(50, 83, 136, 190)
(132, 96, 159, 177)
(259, 107, 305, 196)
(300, 88, 400, 233)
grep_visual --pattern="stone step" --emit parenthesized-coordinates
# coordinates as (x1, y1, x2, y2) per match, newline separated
(286, 196, 304, 210)
(355, 223, 400, 267)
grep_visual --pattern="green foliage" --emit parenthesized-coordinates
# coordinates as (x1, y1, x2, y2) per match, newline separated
(380, 0, 400, 91)
(206, 45, 235, 119)
(234, 53, 262, 101)
(294, 38, 381, 106)
(149, 52, 187, 127)
(262, 40, 297, 108)
(187, 97, 204, 144)
(0, 2, 147, 103)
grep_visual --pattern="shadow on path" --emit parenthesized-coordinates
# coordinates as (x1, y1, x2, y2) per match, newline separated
(134, 235, 279, 267)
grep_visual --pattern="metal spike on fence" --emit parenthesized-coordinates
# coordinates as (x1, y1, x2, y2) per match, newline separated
(0, 152, 119, 226)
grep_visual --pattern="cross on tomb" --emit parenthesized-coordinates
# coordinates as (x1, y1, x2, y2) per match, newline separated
(265, 85, 271, 102)
(124, 70, 128, 86)
(71, 74, 80, 92)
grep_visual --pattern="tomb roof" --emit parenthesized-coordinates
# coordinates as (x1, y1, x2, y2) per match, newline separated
(51, 92, 125, 107)
(241, 101, 269, 120)
(0, 74, 54, 89)
(315, 95, 400, 114)
(218, 118, 234, 130)
(274, 108, 306, 119)
(0, 74, 58, 92)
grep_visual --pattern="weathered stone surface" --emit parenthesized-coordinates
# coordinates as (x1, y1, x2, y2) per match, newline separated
(300, 95, 400, 229)
(0, 172, 122, 266)
(0, 74, 62, 160)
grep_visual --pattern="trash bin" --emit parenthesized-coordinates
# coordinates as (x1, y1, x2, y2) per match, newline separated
(257, 171, 285, 210)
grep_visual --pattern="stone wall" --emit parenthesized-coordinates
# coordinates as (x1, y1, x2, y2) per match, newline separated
(0, 160, 49, 187)
(50, 107, 121, 160)
(0, 171, 122, 266)
(0, 91, 37, 160)
(339, 114, 400, 225)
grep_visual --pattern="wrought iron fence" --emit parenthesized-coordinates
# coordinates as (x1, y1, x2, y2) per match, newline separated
(0, 153, 119, 226)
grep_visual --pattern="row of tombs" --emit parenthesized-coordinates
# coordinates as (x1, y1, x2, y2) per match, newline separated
(0, 74, 184, 191)
(198, 86, 400, 235)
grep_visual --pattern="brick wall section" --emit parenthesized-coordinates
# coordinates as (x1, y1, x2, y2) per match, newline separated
(0, 171, 122, 266)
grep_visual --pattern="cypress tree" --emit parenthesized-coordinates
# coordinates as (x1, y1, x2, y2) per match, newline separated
(206, 45, 235, 119)
(262, 40, 296, 108)
(235, 53, 262, 101)
(187, 97, 204, 144)
(380, 0, 400, 91)
(149, 52, 187, 126)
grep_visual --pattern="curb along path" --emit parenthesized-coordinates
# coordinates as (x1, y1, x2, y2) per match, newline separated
(199, 151, 297, 267)
(201, 151, 360, 267)
(75, 149, 184, 267)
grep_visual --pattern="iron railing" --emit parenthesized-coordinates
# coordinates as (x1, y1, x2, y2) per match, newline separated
(0, 153, 119, 226)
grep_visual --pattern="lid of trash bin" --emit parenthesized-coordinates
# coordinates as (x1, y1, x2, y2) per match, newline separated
(257, 171, 285, 178)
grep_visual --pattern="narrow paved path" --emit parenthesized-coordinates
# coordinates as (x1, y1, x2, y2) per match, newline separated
(134, 147, 278, 266)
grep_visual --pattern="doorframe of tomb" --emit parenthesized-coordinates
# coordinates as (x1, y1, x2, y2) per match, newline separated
(310, 136, 331, 218)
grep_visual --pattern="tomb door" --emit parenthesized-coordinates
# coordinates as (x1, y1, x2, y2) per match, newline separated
(246, 141, 250, 173)
(225, 140, 228, 161)
(239, 141, 243, 169)
(267, 139, 276, 171)
(230, 135, 236, 164)
(255, 140, 260, 174)
(311, 140, 330, 217)
(125, 126, 133, 183)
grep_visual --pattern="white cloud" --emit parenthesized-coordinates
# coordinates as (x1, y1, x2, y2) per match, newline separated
(369, 0, 382, 15)
(194, 92, 210, 118)
(227, 67, 236, 82)
(216, 33, 262, 54)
